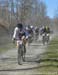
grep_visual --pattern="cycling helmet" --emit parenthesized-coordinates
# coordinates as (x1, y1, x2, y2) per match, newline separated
(17, 23, 23, 29)
(30, 25, 33, 29)
(26, 26, 28, 30)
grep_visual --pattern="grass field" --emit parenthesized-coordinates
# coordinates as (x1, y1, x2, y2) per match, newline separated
(37, 36, 58, 75)
(0, 36, 15, 53)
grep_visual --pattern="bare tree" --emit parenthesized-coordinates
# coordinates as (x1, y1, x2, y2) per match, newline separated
(18, 0, 33, 25)
(29, 0, 47, 26)
(0, 0, 47, 30)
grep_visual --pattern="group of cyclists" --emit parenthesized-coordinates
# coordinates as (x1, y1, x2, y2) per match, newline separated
(40, 25, 51, 45)
(12, 23, 51, 65)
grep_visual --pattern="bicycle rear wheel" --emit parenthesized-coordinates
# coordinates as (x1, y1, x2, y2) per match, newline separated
(18, 45, 23, 65)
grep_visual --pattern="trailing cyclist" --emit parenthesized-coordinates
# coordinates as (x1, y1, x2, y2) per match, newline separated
(41, 25, 50, 45)
(26, 25, 34, 43)
(34, 26, 39, 40)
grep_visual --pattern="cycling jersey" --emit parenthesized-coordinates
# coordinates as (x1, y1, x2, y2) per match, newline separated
(13, 27, 26, 40)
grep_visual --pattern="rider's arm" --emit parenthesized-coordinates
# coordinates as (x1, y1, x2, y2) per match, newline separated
(12, 27, 18, 43)
(13, 27, 18, 39)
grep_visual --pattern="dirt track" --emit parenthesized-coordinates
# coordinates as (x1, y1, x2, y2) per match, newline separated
(0, 35, 54, 75)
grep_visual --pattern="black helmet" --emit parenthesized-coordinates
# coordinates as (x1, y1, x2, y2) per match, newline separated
(17, 23, 23, 29)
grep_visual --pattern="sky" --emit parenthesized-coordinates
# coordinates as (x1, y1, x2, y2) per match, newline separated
(42, 0, 58, 18)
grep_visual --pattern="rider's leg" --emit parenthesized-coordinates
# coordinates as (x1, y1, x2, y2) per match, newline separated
(17, 40, 23, 65)
(23, 45, 26, 62)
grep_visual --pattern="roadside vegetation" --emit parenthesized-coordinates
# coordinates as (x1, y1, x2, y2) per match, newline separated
(0, 36, 15, 53)
(37, 36, 58, 75)
(0, 43, 15, 53)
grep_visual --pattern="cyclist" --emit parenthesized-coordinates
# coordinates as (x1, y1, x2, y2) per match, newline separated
(35, 26, 39, 40)
(41, 25, 50, 44)
(40, 25, 50, 34)
(12, 23, 27, 45)
(12, 23, 27, 64)
(25, 25, 34, 43)
(45, 26, 50, 33)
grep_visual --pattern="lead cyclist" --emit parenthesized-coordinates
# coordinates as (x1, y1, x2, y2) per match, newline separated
(12, 23, 28, 65)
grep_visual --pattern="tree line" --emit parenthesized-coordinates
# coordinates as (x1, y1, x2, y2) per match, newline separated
(0, 0, 58, 34)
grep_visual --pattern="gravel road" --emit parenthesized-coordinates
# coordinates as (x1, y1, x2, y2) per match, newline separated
(0, 35, 54, 75)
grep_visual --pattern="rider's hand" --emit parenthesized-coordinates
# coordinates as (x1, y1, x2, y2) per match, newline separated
(12, 38, 15, 44)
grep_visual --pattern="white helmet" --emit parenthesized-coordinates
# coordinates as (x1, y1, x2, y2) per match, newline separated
(26, 26, 28, 30)
(30, 25, 33, 29)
